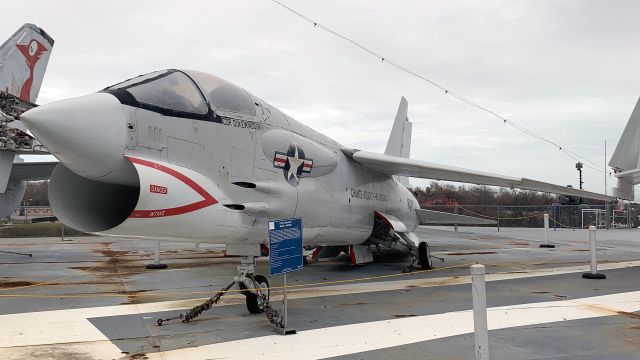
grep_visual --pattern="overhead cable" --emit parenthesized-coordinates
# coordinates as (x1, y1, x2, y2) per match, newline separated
(269, 0, 605, 172)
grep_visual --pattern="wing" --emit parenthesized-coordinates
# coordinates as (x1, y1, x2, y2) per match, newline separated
(341, 148, 615, 202)
(9, 161, 57, 181)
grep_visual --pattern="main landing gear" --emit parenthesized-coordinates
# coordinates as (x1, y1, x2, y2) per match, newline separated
(403, 241, 439, 273)
(418, 241, 433, 270)
(157, 255, 283, 326)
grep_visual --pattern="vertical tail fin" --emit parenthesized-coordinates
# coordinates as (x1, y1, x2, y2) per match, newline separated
(609, 97, 640, 201)
(609, 97, 640, 172)
(385, 96, 412, 187)
(0, 23, 54, 103)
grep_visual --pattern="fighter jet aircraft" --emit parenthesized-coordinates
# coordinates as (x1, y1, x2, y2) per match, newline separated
(0, 24, 57, 221)
(20, 69, 616, 314)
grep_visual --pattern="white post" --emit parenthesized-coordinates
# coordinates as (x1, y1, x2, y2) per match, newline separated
(589, 226, 597, 274)
(471, 264, 489, 360)
(544, 213, 549, 243)
(154, 241, 160, 264)
(195, 242, 200, 250)
(454, 204, 459, 232)
(146, 240, 168, 269)
(582, 226, 605, 279)
(604, 139, 607, 196)
(540, 213, 554, 248)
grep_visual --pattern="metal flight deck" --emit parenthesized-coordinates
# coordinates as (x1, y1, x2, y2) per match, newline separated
(1, 226, 639, 359)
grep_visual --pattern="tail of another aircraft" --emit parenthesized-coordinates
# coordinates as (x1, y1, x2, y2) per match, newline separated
(0, 23, 54, 103)
(0, 24, 55, 216)
(608, 97, 640, 200)
(385, 96, 412, 187)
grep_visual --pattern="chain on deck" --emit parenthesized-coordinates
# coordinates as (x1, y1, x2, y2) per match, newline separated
(156, 280, 284, 328)
(156, 280, 235, 326)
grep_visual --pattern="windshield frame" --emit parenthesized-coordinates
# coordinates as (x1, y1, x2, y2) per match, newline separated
(102, 69, 214, 122)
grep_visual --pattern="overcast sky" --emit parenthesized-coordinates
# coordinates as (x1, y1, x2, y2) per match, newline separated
(4, 0, 639, 194)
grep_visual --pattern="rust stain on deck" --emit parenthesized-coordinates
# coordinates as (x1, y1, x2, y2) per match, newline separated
(0, 280, 35, 288)
(618, 311, 640, 320)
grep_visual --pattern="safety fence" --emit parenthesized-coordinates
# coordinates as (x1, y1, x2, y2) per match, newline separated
(2, 206, 87, 238)
(1, 204, 638, 238)
(422, 203, 639, 229)
(0, 222, 87, 238)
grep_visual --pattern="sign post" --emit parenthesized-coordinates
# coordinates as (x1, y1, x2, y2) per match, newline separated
(268, 217, 303, 335)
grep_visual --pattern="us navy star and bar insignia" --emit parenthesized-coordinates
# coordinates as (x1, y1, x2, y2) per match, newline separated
(273, 144, 313, 187)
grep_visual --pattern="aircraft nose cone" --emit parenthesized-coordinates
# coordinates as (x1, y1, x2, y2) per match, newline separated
(21, 93, 127, 180)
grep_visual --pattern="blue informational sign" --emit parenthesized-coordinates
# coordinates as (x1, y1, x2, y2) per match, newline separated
(268, 218, 303, 276)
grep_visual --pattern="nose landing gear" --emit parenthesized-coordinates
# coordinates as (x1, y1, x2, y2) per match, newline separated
(156, 254, 277, 326)
(236, 256, 270, 314)
(240, 274, 269, 313)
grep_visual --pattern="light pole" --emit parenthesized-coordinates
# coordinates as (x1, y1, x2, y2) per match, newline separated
(575, 162, 583, 190)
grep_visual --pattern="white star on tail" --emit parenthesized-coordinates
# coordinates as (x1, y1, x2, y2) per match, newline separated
(287, 146, 304, 181)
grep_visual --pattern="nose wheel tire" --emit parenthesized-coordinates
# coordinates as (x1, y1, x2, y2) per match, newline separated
(242, 275, 270, 314)
(418, 241, 432, 270)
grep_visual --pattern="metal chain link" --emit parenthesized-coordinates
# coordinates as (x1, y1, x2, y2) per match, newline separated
(156, 279, 288, 329)
(156, 280, 236, 326)
(263, 294, 283, 328)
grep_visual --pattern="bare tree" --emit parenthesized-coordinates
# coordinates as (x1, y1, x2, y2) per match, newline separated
(24, 181, 49, 206)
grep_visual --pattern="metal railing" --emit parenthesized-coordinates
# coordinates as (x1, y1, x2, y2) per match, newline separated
(422, 203, 638, 229)
(1, 204, 637, 239)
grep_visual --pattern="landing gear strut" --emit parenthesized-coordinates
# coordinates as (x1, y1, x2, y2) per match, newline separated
(236, 256, 270, 314)
(403, 240, 436, 273)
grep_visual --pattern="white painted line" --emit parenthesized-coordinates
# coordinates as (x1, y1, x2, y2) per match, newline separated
(286, 260, 640, 299)
(148, 291, 640, 360)
(0, 302, 160, 348)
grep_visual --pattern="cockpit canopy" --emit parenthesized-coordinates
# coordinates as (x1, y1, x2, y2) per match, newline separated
(104, 69, 256, 121)
(184, 70, 256, 116)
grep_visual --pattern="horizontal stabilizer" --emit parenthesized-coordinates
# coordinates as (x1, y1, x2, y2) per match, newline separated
(9, 161, 57, 181)
(341, 148, 616, 201)
(416, 208, 496, 225)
